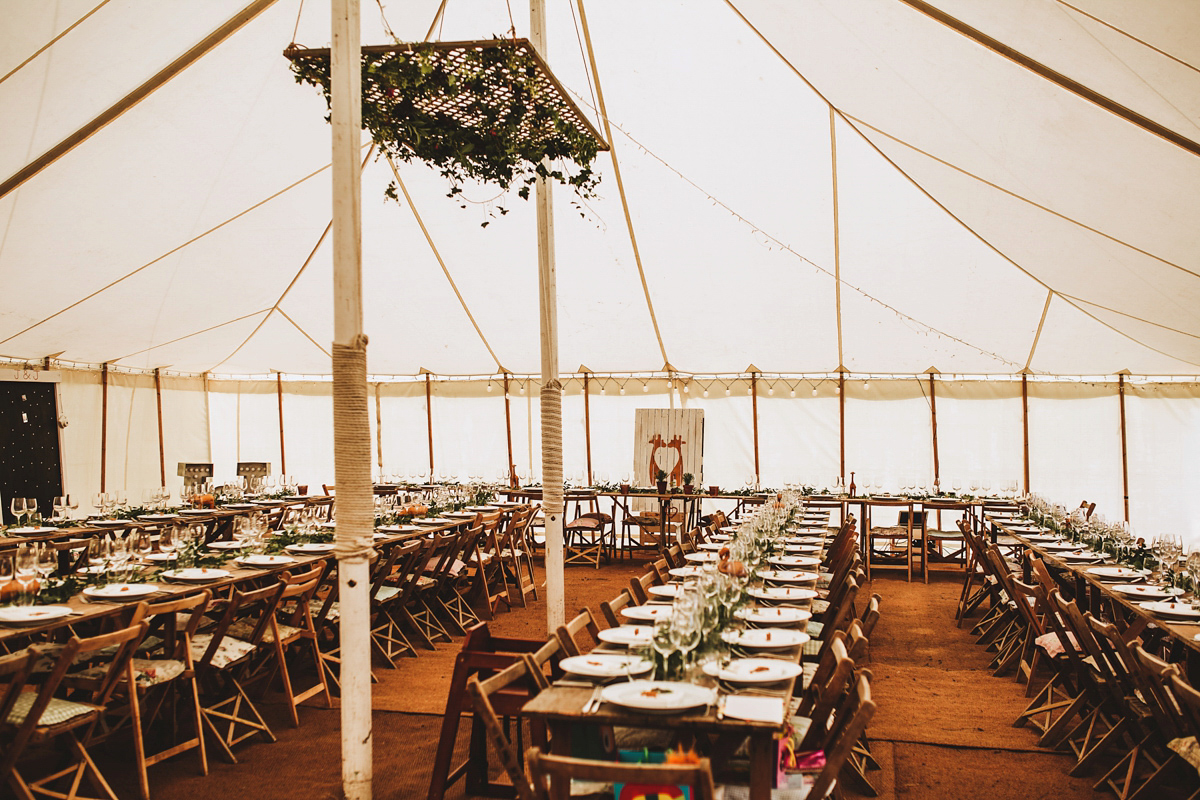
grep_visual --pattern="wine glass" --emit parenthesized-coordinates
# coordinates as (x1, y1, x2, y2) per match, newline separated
(132, 529, 152, 564)
(10, 497, 27, 528)
(14, 545, 37, 605)
(68, 494, 79, 520)
(25, 498, 40, 526)
(36, 543, 57, 583)
(159, 524, 178, 562)
(650, 620, 677, 681)
(52, 496, 66, 522)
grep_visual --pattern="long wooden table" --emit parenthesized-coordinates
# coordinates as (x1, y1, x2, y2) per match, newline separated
(989, 515, 1200, 677)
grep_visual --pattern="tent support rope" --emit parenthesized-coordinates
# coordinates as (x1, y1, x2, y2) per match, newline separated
(277, 372, 287, 475)
(1026, 290, 1054, 371)
(0, 0, 114, 86)
(155, 368, 166, 486)
(425, 373, 434, 478)
(1118, 374, 1130, 522)
(0, 0, 280, 201)
(100, 364, 108, 493)
(386, 158, 505, 372)
(830, 107, 844, 368)
(574, 0, 671, 371)
(1021, 374, 1031, 494)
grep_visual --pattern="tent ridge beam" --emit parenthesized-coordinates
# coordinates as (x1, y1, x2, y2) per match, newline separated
(0, 0, 280, 201)
(896, 0, 1200, 158)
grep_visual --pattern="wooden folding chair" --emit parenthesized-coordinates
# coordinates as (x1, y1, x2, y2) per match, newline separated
(264, 562, 333, 725)
(192, 579, 286, 763)
(599, 589, 635, 629)
(2, 621, 148, 800)
(563, 511, 611, 569)
(554, 608, 602, 657)
(466, 658, 547, 800)
(499, 505, 540, 606)
(84, 591, 211, 800)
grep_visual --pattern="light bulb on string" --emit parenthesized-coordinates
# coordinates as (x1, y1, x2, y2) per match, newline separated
(703, 387, 709, 398)
(600, 383, 606, 395)
(811, 386, 817, 397)
(486, 382, 492, 392)
(725, 386, 731, 396)
(620, 385, 626, 395)
(667, 379, 673, 389)
(767, 386, 774, 396)
(642, 383, 649, 393)
(863, 381, 870, 391)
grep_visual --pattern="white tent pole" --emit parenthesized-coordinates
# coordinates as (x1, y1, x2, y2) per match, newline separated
(330, 1, 372, 798)
(531, 0, 565, 633)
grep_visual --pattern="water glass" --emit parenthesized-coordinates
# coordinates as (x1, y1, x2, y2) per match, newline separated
(14, 545, 37, 605)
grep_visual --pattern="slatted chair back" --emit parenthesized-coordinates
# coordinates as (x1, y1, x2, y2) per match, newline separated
(525, 749, 718, 800)
(1168, 671, 1200, 745)
(196, 579, 287, 671)
(650, 558, 671, 585)
(1085, 614, 1146, 707)
(1028, 559, 1087, 677)
(858, 594, 882, 641)
(465, 660, 542, 800)
(1050, 590, 1113, 702)
(821, 514, 858, 570)
(1131, 644, 1188, 740)
(3, 621, 150, 798)
(555, 608, 602, 657)
(663, 543, 685, 569)
(599, 589, 635, 630)
(845, 619, 870, 664)
(628, 568, 661, 604)
(522, 636, 564, 691)
(798, 673, 878, 800)
(797, 635, 855, 750)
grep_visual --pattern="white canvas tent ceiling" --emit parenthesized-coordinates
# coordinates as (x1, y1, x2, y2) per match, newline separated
(1, 0, 1199, 377)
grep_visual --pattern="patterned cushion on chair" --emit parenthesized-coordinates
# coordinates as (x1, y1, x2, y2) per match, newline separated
(225, 619, 302, 645)
(806, 620, 825, 638)
(1169, 736, 1200, 774)
(75, 658, 185, 688)
(312, 599, 340, 622)
(7, 693, 96, 726)
(190, 633, 257, 669)
(810, 599, 830, 615)
(374, 586, 402, 603)
(801, 639, 822, 657)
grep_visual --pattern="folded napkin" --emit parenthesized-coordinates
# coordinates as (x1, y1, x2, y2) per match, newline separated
(723, 695, 785, 725)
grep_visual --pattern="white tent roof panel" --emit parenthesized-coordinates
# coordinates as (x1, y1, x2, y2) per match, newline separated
(0, 0, 1197, 376)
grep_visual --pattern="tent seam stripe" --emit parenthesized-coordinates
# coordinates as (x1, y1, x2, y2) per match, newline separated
(0, 0, 114, 86)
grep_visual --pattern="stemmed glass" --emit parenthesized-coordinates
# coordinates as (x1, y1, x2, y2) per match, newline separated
(651, 620, 678, 681)
(159, 524, 178, 563)
(109, 533, 132, 583)
(14, 545, 37, 605)
(52, 496, 67, 522)
(10, 497, 27, 528)
(35, 543, 57, 587)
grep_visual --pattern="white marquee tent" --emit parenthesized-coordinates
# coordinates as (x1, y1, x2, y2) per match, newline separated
(2, 0, 1199, 540)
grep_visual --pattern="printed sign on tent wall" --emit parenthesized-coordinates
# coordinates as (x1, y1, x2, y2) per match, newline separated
(633, 409, 703, 493)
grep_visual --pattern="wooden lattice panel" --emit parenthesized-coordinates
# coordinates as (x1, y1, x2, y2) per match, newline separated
(286, 39, 608, 153)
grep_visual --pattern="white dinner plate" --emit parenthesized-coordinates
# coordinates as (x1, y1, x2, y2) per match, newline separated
(721, 628, 810, 649)
(376, 525, 420, 534)
(1110, 584, 1182, 600)
(559, 654, 652, 679)
(90, 519, 127, 527)
(207, 541, 245, 550)
(647, 584, 684, 599)
(144, 552, 177, 563)
(599, 681, 715, 714)
(466, 506, 500, 512)
(1008, 525, 1048, 534)
(1086, 566, 1150, 581)
(709, 534, 731, 542)
(734, 606, 812, 626)
(783, 544, 821, 554)
(223, 504, 256, 510)
(235, 554, 295, 567)
(83, 583, 159, 601)
(620, 604, 674, 622)
(698, 542, 726, 551)
(748, 586, 818, 602)
(596, 625, 654, 646)
(159, 568, 231, 583)
(770, 555, 821, 568)
(413, 517, 448, 525)
(718, 527, 740, 535)
(7, 526, 58, 534)
(1039, 542, 1077, 551)
(1056, 550, 1103, 563)
(703, 657, 803, 684)
(0, 605, 74, 625)
(667, 566, 707, 579)
(683, 551, 719, 563)
(441, 512, 476, 519)
(285, 542, 336, 554)
(1140, 601, 1200, 620)
(784, 537, 825, 545)
(758, 570, 819, 584)
(138, 514, 178, 522)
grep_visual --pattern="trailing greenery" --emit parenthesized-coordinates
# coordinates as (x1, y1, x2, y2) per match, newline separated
(288, 39, 601, 214)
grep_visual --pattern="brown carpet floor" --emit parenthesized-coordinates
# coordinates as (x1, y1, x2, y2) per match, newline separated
(49, 559, 1111, 799)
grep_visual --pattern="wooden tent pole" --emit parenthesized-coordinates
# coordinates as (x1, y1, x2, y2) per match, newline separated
(276, 372, 287, 475)
(425, 373, 434, 479)
(1118, 374, 1130, 522)
(750, 372, 760, 486)
(1021, 374, 1030, 494)
(929, 374, 940, 489)
(330, 0, 372, 796)
(838, 372, 846, 482)
(154, 368, 166, 487)
(100, 363, 109, 493)
(583, 373, 593, 486)
(503, 373, 515, 486)
(533, 0, 565, 634)
(374, 383, 383, 474)
(0, 0, 279, 201)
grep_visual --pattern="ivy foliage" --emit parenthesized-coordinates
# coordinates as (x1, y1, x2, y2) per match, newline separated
(288, 39, 601, 207)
